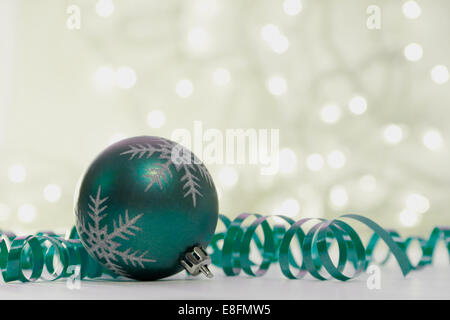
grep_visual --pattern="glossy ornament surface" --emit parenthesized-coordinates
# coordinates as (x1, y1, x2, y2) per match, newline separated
(74, 136, 218, 280)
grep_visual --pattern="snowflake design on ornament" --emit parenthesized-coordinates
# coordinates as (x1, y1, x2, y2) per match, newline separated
(77, 186, 156, 277)
(120, 138, 213, 207)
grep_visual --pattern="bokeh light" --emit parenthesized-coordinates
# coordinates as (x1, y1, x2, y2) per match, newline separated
(402, 1, 421, 19)
(283, 0, 302, 16)
(8, 164, 26, 183)
(431, 65, 449, 84)
(176, 79, 194, 98)
(17, 204, 37, 223)
(44, 184, 62, 203)
(383, 124, 404, 144)
(348, 95, 367, 115)
(147, 110, 166, 129)
(404, 43, 423, 62)
(306, 154, 324, 172)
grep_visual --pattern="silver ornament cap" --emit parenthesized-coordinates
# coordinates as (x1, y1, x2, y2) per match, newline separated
(180, 246, 213, 278)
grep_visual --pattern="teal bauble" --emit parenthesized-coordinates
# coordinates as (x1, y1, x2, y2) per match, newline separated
(74, 136, 218, 280)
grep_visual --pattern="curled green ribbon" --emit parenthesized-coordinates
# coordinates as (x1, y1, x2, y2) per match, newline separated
(0, 214, 448, 283)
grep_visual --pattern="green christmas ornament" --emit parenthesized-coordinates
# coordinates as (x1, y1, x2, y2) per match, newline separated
(74, 136, 219, 280)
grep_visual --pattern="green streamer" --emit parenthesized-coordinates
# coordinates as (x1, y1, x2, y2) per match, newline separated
(0, 214, 448, 283)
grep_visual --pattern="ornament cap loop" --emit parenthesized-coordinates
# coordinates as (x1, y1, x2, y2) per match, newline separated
(180, 246, 213, 279)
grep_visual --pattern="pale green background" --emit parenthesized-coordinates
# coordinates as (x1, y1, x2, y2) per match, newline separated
(0, 0, 449, 236)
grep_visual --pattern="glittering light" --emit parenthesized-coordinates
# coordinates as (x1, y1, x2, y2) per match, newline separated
(430, 65, 449, 84)
(383, 124, 403, 144)
(267, 76, 287, 96)
(405, 193, 430, 214)
(274, 198, 300, 217)
(176, 79, 194, 98)
(279, 148, 297, 173)
(96, 0, 114, 17)
(404, 43, 423, 62)
(423, 129, 443, 151)
(115, 66, 136, 89)
(329, 186, 349, 208)
(271, 35, 289, 54)
(320, 104, 341, 124)
(94, 66, 115, 91)
(399, 208, 420, 227)
(306, 153, 324, 171)
(359, 175, 377, 192)
(109, 132, 127, 145)
(147, 110, 166, 129)
(283, 0, 302, 16)
(402, 1, 421, 19)
(17, 204, 37, 223)
(261, 24, 281, 43)
(188, 27, 209, 51)
(261, 24, 289, 54)
(218, 167, 239, 188)
(213, 68, 231, 86)
(327, 150, 346, 169)
(8, 164, 26, 183)
(0, 204, 11, 222)
(348, 95, 367, 115)
(44, 184, 62, 203)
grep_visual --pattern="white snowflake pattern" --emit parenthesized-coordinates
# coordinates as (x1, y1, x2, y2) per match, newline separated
(77, 186, 156, 277)
(120, 138, 213, 207)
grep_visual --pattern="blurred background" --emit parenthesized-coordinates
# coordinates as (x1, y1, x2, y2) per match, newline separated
(0, 0, 449, 236)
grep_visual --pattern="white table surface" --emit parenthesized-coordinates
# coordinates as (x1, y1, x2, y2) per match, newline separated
(1, 266, 448, 300)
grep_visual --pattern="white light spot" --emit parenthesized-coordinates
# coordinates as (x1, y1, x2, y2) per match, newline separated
(261, 24, 289, 54)
(327, 150, 346, 169)
(188, 27, 209, 51)
(115, 66, 136, 89)
(218, 167, 238, 188)
(8, 165, 26, 183)
(176, 79, 194, 98)
(405, 193, 430, 214)
(17, 204, 37, 223)
(261, 24, 281, 43)
(283, 0, 302, 16)
(423, 129, 443, 151)
(306, 153, 324, 171)
(359, 175, 377, 192)
(94, 66, 115, 91)
(383, 124, 403, 144)
(348, 95, 367, 115)
(279, 148, 297, 173)
(320, 104, 341, 124)
(109, 133, 127, 145)
(44, 184, 62, 203)
(271, 34, 289, 54)
(404, 43, 423, 62)
(431, 65, 449, 84)
(402, 1, 421, 19)
(0, 204, 11, 222)
(274, 198, 300, 217)
(329, 186, 349, 208)
(399, 208, 420, 227)
(147, 110, 166, 129)
(96, 0, 114, 17)
(213, 68, 230, 86)
(267, 76, 287, 96)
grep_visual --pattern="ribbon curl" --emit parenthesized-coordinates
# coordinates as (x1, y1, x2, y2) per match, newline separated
(0, 214, 448, 283)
